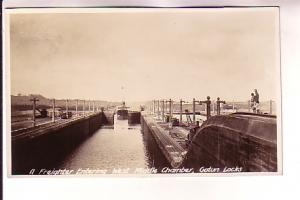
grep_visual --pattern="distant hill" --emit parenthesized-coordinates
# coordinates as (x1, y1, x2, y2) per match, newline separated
(11, 94, 50, 106)
(11, 94, 120, 111)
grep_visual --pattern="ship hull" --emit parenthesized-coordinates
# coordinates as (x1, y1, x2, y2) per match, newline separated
(116, 109, 128, 120)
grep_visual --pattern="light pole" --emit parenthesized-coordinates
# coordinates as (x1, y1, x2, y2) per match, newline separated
(76, 99, 78, 116)
(162, 100, 165, 122)
(200, 96, 212, 120)
(83, 100, 85, 116)
(180, 99, 185, 124)
(216, 97, 225, 115)
(193, 98, 200, 123)
(52, 98, 55, 122)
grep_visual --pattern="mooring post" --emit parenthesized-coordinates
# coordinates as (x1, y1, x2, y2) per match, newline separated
(52, 98, 55, 122)
(270, 100, 273, 114)
(200, 96, 211, 120)
(193, 98, 200, 124)
(30, 97, 39, 127)
(216, 97, 226, 115)
(66, 99, 69, 118)
(180, 99, 185, 124)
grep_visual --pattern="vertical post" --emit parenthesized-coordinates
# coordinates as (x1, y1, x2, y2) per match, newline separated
(232, 100, 235, 112)
(88, 100, 91, 113)
(165, 99, 172, 121)
(66, 99, 69, 119)
(30, 97, 39, 127)
(52, 98, 55, 122)
(151, 101, 153, 115)
(217, 98, 220, 115)
(152, 100, 154, 114)
(171, 99, 173, 119)
(200, 96, 211, 120)
(33, 99, 36, 126)
(155, 100, 157, 115)
(169, 99, 172, 120)
(270, 100, 272, 114)
(76, 99, 78, 116)
(192, 98, 200, 124)
(216, 97, 225, 116)
(83, 100, 85, 116)
(157, 100, 160, 117)
(153, 100, 156, 115)
(206, 96, 211, 119)
(93, 101, 95, 112)
(162, 100, 165, 122)
(193, 98, 196, 123)
(180, 99, 184, 124)
(166, 100, 168, 114)
(152, 102, 154, 114)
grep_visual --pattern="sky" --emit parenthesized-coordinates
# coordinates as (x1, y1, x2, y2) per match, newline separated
(9, 8, 280, 102)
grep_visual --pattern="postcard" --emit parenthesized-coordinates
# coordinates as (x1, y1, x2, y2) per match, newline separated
(4, 7, 281, 176)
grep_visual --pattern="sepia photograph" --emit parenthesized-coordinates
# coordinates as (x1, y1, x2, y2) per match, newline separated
(5, 7, 281, 176)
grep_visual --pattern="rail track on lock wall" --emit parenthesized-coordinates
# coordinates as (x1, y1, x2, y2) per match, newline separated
(11, 113, 101, 141)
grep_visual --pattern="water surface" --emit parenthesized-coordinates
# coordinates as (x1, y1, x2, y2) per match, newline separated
(59, 115, 169, 174)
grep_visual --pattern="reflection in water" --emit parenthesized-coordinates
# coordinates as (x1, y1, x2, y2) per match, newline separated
(59, 114, 169, 174)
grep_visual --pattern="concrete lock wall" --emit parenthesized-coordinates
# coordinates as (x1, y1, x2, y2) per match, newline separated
(182, 113, 277, 172)
(102, 111, 115, 125)
(128, 111, 141, 125)
(141, 113, 277, 172)
(11, 112, 110, 175)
